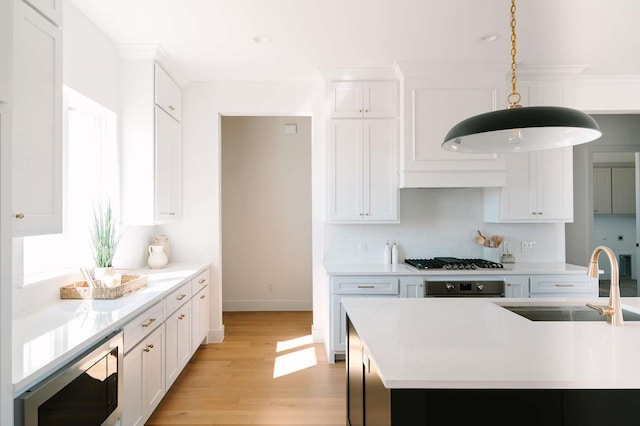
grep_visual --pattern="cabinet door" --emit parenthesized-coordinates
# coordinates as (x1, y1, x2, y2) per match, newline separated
(505, 276, 530, 298)
(197, 285, 210, 345)
(166, 303, 192, 387)
(496, 152, 533, 220)
(155, 106, 182, 221)
(12, 1, 62, 236)
(177, 303, 192, 370)
(593, 168, 613, 214)
(328, 82, 363, 118)
(154, 63, 182, 122)
(144, 325, 166, 417)
(362, 82, 397, 118)
(123, 345, 145, 426)
(327, 120, 363, 221)
(364, 119, 398, 221)
(534, 148, 573, 221)
(24, 0, 62, 25)
(612, 167, 635, 214)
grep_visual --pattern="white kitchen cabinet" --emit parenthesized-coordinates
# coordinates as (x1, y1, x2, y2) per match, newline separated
(394, 62, 507, 188)
(484, 147, 574, 222)
(23, 0, 62, 24)
(595, 167, 636, 215)
(12, 0, 62, 236)
(505, 276, 530, 298)
(165, 302, 191, 388)
(154, 63, 182, 122)
(327, 118, 398, 222)
(529, 275, 598, 298)
(123, 323, 165, 426)
(329, 276, 399, 362)
(191, 284, 210, 353)
(120, 50, 182, 225)
(399, 276, 424, 298)
(328, 81, 397, 118)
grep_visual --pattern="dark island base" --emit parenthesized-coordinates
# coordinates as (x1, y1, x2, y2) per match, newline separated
(347, 316, 640, 426)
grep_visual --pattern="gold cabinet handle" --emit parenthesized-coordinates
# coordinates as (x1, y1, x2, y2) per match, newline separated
(177, 294, 187, 301)
(148, 343, 154, 349)
(555, 284, 574, 287)
(168, 105, 175, 110)
(198, 279, 206, 284)
(169, 212, 176, 215)
(357, 285, 375, 289)
(538, 212, 543, 215)
(14, 213, 25, 219)
(200, 294, 206, 299)
(141, 318, 156, 327)
(178, 314, 185, 320)
(143, 347, 150, 353)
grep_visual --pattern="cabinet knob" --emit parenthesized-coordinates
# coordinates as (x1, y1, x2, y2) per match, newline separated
(538, 212, 543, 215)
(200, 294, 206, 299)
(13, 213, 25, 219)
(199, 279, 206, 284)
(179, 314, 186, 320)
(168, 105, 175, 110)
(359, 109, 363, 113)
(364, 109, 369, 113)
(531, 212, 537, 215)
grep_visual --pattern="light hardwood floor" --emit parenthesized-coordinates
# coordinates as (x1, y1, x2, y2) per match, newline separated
(146, 311, 346, 425)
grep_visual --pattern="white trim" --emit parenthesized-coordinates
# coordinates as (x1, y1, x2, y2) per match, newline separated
(317, 67, 398, 81)
(222, 300, 313, 312)
(207, 325, 225, 343)
(116, 43, 188, 86)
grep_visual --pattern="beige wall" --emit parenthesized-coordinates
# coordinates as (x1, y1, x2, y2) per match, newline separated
(221, 116, 312, 310)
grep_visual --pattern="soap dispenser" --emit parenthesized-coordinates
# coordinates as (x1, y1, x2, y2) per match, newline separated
(384, 241, 392, 264)
(391, 241, 399, 264)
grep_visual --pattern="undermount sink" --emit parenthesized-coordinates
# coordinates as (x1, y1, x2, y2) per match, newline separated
(500, 304, 640, 322)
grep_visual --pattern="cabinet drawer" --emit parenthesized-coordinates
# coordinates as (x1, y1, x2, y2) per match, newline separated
(530, 275, 598, 295)
(331, 276, 399, 295)
(165, 281, 192, 316)
(191, 270, 209, 294)
(154, 63, 182, 121)
(124, 301, 165, 353)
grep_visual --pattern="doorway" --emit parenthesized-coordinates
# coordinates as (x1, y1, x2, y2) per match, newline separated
(221, 116, 312, 311)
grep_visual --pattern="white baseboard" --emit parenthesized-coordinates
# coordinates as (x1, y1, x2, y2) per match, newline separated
(311, 324, 324, 343)
(207, 325, 225, 343)
(222, 299, 312, 311)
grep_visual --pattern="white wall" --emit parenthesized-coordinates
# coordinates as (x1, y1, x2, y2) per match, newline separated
(158, 80, 325, 342)
(221, 116, 312, 311)
(593, 215, 636, 279)
(324, 188, 564, 264)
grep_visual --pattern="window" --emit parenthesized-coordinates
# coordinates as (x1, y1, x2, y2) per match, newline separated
(19, 87, 118, 284)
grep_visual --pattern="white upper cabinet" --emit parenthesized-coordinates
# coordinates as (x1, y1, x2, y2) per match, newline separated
(120, 46, 183, 225)
(328, 81, 397, 118)
(484, 147, 574, 222)
(12, 0, 62, 236)
(155, 64, 182, 122)
(327, 119, 398, 222)
(593, 167, 613, 215)
(23, 0, 62, 25)
(394, 62, 507, 188)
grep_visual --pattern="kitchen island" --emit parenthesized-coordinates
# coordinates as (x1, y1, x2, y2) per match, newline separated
(343, 297, 640, 426)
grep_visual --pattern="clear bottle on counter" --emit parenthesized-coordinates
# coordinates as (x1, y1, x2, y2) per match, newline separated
(391, 241, 399, 264)
(384, 241, 392, 264)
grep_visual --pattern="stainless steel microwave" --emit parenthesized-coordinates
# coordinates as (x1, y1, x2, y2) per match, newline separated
(14, 330, 123, 426)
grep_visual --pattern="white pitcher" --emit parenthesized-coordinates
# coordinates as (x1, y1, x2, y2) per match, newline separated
(147, 245, 168, 269)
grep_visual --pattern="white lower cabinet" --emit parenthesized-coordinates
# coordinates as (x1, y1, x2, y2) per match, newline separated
(529, 275, 598, 298)
(329, 276, 399, 362)
(165, 302, 191, 388)
(505, 276, 530, 298)
(191, 285, 210, 353)
(123, 324, 165, 426)
(399, 276, 424, 298)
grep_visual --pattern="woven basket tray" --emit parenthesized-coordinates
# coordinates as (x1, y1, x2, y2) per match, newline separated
(60, 274, 148, 300)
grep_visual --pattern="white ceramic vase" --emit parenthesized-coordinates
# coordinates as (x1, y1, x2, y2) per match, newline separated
(147, 245, 169, 269)
(151, 234, 170, 260)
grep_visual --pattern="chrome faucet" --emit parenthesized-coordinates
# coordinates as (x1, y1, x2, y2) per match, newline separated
(585, 245, 623, 326)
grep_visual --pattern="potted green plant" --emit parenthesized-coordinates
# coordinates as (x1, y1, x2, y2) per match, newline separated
(89, 201, 120, 285)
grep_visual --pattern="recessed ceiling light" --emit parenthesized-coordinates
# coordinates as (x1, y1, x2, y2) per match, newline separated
(253, 34, 271, 44)
(479, 33, 500, 43)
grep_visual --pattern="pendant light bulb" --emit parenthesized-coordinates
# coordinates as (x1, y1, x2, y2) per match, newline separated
(441, 0, 601, 153)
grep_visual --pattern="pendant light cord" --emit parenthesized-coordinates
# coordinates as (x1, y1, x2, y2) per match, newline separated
(508, 0, 522, 108)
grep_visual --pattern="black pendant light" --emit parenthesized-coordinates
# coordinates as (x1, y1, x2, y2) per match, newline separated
(441, 0, 602, 153)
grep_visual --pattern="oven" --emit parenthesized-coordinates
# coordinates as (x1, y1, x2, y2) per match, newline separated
(14, 330, 123, 426)
(404, 257, 505, 297)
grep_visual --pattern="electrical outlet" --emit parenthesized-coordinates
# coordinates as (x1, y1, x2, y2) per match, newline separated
(521, 241, 537, 253)
(268, 284, 273, 292)
(358, 241, 367, 253)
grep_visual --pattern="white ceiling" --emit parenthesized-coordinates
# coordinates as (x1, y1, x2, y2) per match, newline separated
(69, 0, 640, 83)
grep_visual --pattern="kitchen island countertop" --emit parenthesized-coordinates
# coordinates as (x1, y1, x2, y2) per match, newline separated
(343, 296, 640, 389)
(324, 261, 590, 276)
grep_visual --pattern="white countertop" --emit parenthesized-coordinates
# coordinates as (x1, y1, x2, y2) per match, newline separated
(12, 263, 209, 396)
(342, 296, 640, 390)
(324, 261, 590, 276)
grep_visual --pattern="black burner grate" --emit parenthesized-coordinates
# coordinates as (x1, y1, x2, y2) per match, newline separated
(405, 257, 503, 270)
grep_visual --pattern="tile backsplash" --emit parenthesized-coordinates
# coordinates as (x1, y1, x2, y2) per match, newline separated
(323, 188, 565, 264)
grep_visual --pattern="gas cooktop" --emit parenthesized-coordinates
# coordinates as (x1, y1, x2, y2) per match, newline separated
(404, 257, 503, 270)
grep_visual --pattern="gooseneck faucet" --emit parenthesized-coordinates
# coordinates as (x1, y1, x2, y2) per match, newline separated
(585, 246, 624, 326)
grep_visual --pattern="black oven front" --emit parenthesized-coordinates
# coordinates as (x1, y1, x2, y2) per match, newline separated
(15, 330, 123, 426)
(424, 280, 505, 297)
